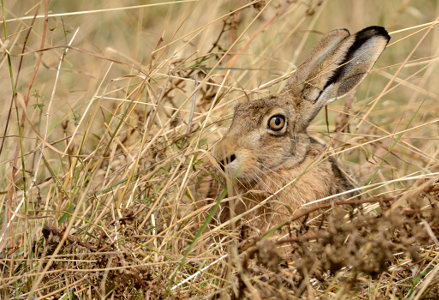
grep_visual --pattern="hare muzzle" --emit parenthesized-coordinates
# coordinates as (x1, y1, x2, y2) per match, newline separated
(213, 138, 242, 175)
(218, 154, 236, 172)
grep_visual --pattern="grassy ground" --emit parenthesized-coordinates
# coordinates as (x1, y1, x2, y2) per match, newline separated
(1, 0, 439, 298)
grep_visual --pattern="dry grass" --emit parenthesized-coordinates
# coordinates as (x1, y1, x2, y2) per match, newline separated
(1, 0, 439, 298)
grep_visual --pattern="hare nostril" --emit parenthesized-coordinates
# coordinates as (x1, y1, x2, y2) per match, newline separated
(218, 154, 237, 171)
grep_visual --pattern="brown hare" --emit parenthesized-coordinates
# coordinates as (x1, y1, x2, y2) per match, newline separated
(213, 26, 390, 235)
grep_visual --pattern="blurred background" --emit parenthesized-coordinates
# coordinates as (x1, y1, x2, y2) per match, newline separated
(1, 0, 438, 297)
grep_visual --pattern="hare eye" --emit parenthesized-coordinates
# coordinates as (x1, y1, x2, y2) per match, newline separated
(268, 115, 286, 131)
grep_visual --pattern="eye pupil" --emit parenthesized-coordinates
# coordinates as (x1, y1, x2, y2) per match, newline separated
(268, 115, 285, 131)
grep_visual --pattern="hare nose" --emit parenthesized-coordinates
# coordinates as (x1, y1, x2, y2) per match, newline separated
(219, 154, 236, 171)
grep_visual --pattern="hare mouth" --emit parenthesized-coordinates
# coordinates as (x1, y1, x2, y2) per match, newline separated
(225, 165, 268, 188)
(218, 154, 237, 172)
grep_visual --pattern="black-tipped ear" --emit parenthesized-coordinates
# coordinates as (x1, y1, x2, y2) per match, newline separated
(286, 26, 390, 131)
(323, 26, 390, 98)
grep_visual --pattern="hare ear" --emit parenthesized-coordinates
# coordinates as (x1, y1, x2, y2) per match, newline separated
(286, 26, 390, 131)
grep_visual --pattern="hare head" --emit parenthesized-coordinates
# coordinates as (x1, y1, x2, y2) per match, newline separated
(213, 27, 390, 197)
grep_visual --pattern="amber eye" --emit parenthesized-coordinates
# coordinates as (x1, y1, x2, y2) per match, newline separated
(268, 115, 286, 131)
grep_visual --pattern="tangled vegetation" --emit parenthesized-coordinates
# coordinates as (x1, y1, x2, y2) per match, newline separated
(1, 0, 438, 298)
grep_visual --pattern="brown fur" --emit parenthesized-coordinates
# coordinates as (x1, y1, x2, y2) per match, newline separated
(212, 26, 390, 238)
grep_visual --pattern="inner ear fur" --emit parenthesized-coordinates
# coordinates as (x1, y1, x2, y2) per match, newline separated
(286, 26, 390, 131)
